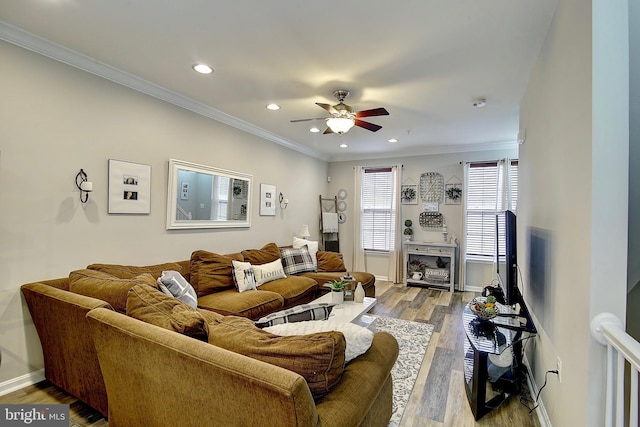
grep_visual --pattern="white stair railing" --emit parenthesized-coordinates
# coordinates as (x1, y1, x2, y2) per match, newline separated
(591, 313, 640, 427)
(176, 205, 192, 221)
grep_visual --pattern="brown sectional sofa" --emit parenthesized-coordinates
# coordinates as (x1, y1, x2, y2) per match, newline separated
(20, 243, 389, 426)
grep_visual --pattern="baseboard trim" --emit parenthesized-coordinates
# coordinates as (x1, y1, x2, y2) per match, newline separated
(522, 354, 552, 427)
(0, 370, 45, 397)
(464, 285, 484, 292)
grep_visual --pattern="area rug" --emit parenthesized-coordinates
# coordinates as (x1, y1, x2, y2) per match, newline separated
(372, 316, 434, 427)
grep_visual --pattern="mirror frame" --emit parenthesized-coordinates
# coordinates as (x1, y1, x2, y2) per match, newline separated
(166, 159, 252, 230)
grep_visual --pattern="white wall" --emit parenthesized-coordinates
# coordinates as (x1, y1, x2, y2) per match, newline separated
(518, 1, 628, 426)
(0, 41, 328, 386)
(327, 147, 517, 285)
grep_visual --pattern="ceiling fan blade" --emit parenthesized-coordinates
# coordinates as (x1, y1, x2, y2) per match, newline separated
(316, 103, 339, 115)
(355, 107, 389, 118)
(323, 127, 334, 134)
(290, 117, 327, 123)
(354, 119, 382, 132)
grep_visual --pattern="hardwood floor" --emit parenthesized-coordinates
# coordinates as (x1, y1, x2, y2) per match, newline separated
(0, 283, 541, 427)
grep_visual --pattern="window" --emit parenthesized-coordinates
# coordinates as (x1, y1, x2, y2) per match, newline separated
(465, 160, 518, 259)
(360, 167, 396, 251)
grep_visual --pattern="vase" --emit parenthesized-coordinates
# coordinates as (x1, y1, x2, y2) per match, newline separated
(354, 282, 365, 303)
(331, 290, 344, 304)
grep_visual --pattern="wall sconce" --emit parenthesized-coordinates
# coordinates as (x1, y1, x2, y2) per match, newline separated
(298, 224, 310, 239)
(75, 169, 93, 203)
(279, 192, 288, 209)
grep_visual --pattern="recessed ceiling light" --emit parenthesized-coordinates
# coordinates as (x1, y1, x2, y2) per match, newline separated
(192, 64, 213, 74)
(340, 143, 348, 148)
(265, 103, 280, 111)
(310, 127, 320, 133)
(388, 138, 399, 143)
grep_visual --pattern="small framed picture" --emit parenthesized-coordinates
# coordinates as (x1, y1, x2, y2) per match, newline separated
(108, 159, 151, 214)
(401, 184, 418, 205)
(445, 183, 463, 205)
(260, 183, 276, 216)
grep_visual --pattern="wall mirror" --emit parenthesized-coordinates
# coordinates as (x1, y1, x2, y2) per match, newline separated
(166, 159, 252, 229)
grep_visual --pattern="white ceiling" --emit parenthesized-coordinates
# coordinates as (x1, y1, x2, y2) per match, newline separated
(0, 1, 558, 161)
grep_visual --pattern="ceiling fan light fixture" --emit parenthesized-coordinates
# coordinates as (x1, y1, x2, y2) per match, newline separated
(327, 117, 354, 134)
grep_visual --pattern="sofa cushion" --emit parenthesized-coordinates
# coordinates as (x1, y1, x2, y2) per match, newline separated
(258, 276, 318, 308)
(206, 315, 346, 399)
(253, 258, 286, 286)
(126, 284, 209, 342)
(87, 262, 183, 279)
(316, 251, 347, 272)
(69, 269, 159, 313)
(190, 250, 244, 297)
(264, 320, 374, 362)
(292, 237, 319, 269)
(231, 260, 257, 293)
(254, 302, 336, 328)
(279, 246, 316, 275)
(157, 270, 198, 308)
(241, 242, 281, 265)
(197, 289, 284, 320)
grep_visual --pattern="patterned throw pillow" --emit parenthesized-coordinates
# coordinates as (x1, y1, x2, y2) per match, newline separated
(253, 258, 286, 286)
(231, 260, 257, 292)
(254, 302, 337, 328)
(157, 270, 198, 308)
(279, 246, 316, 275)
(292, 237, 319, 269)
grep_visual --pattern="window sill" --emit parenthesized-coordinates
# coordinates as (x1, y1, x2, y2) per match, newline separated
(464, 256, 494, 264)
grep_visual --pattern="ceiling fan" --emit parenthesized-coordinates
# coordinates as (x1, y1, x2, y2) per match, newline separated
(291, 90, 389, 135)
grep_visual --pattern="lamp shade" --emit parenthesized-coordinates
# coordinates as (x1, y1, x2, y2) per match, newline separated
(298, 225, 311, 239)
(326, 117, 355, 134)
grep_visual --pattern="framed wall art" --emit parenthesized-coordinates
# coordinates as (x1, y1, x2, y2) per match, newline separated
(445, 183, 463, 205)
(260, 183, 276, 216)
(401, 184, 418, 205)
(108, 159, 151, 214)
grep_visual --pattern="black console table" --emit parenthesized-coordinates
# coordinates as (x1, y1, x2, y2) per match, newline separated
(462, 298, 536, 420)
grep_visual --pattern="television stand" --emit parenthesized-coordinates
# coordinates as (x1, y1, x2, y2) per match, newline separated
(462, 297, 536, 420)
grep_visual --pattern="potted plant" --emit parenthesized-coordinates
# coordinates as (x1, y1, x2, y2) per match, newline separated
(324, 280, 349, 303)
(404, 219, 413, 241)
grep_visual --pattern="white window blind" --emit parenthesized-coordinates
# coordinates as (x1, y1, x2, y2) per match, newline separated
(466, 160, 518, 258)
(361, 167, 396, 251)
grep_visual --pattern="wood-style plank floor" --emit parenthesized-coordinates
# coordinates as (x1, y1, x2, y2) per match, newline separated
(0, 283, 541, 427)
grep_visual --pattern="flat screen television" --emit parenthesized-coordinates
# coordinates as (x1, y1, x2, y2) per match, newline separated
(496, 210, 520, 306)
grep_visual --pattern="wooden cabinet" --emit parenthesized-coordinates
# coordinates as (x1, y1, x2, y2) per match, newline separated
(404, 241, 456, 292)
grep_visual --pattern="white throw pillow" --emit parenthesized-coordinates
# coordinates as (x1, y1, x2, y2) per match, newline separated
(231, 260, 257, 292)
(264, 320, 374, 362)
(293, 237, 319, 269)
(157, 270, 198, 308)
(253, 258, 286, 286)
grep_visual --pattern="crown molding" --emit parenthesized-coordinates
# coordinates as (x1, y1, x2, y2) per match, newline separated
(0, 21, 328, 161)
(328, 140, 519, 162)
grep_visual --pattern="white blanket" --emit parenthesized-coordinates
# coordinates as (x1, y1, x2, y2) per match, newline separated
(322, 212, 339, 233)
(264, 320, 373, 362)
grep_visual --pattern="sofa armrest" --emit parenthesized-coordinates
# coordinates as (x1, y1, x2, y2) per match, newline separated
(315, 332, 399, 426)
(86, 308, 320, 427)
(21, 282, 113, 416)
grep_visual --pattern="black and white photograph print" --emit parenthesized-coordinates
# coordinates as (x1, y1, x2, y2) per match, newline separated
(108, 159, 151, 214)
(123, 175, 138, 185)
(260, 183, 276, 216)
